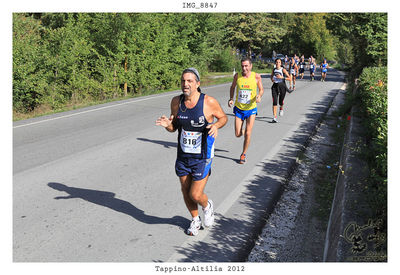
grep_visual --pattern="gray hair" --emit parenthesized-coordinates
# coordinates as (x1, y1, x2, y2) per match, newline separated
(182, 67, 200, 82)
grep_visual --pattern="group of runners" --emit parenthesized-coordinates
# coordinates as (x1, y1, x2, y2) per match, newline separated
(156, 55, 330, 236)
(282, 54, 330, 86)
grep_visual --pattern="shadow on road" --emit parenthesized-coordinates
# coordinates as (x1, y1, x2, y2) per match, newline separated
(47, 182, 189, 229)
(172, 159, 285, 262)
(226, 113, 274, 122)
(136, 138, 177, 149)
(136, 138, 236, 162)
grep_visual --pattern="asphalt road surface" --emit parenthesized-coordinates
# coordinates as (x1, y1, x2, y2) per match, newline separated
(13, 69, 345, 262)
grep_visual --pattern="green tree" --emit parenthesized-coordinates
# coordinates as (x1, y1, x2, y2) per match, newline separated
(225, 13, 286, 57)
(13, 13, 48, 112)
(40, 13, 94, 108)
(272, 13, 336, 61)
(297, 14, 336, 61)
(326, 13, 387, 73)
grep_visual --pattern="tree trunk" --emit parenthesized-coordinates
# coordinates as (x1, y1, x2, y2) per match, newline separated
(113, 66, 117, 99)
(247, 44, 252, 58)
(124, 56, 128, 97)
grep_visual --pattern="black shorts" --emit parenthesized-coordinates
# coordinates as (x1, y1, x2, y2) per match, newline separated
(271, 82, 287, 106)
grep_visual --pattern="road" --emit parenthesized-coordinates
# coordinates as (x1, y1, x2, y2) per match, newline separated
(13, 69, 345, 262)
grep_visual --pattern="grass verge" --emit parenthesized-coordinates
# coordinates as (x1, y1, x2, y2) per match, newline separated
(13, 72, 235, 121)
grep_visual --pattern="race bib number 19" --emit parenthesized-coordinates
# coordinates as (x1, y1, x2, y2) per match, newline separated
(180, 130, 202, 154)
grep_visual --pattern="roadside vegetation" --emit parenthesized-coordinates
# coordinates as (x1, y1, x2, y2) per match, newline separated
(357, 67, 387, 219)
(14, 13, 383, 119)
(13, 12, 387, 229)
(330, 12, 387, 227)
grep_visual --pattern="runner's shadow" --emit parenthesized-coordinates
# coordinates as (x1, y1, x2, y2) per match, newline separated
(255, 116, 274, 122)
(136, 138, 177, 149)
(136, 138, 229, 153)
(47, 182, 189, 229)
(214, 154, 241, 164)
(227, 113, 275, 123)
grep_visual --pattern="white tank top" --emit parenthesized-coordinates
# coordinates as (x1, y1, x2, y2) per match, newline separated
(273, 68, 284, 83)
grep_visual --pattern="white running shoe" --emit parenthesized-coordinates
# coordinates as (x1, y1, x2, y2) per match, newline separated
(272, 117, 278, 123)
(203, 200, 215, 227)
(187, 217, 202, 236)
(279, 109, 284, 116)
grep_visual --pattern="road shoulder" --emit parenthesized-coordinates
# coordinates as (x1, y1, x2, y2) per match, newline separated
(248, 84, 347, 262)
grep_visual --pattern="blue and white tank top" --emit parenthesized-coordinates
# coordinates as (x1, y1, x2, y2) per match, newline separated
(273, 67, 284, 83)
(176, 93, 215, 159)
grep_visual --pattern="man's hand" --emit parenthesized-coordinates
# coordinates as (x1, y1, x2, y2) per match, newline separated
(206, 124, 219, 138)
(228, 99, 234, 108)
(156, 115, 174, 129)
(256, 94, 261, 103)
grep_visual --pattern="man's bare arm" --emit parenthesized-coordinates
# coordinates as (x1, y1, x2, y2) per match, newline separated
(156, 96, 180, 132)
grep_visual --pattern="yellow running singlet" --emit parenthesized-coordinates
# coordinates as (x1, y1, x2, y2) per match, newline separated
(234, 72, 258, 111)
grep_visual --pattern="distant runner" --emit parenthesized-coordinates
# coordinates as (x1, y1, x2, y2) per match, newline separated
(288, 57, 298, 91)
(284, 55, 289, 69)
(320, 59, 329, 82)
(228, 58, 264, 164)
(270, 58, 291, 123)
(309, 56, 316, 81)
(298, 56, 306, 80)
(156, 68, 227, 236)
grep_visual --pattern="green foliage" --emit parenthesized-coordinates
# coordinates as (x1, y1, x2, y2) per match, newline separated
(297, 14, 336, 61)
(358, 67, 387, 209)
(13, 13, 233, 114)
(208, 48, 240, 72)
(269, 13, 336, 60)
(326, 13, 387, 74)
(352, 14, 387, 65)
(12, 12, 388, 117)
(225, 13, 286, 56)
(13, 14, 48, 112)
(334, 38, 354, 66)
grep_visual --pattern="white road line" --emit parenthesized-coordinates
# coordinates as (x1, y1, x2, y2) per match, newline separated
(13, 82, 233, 130)
(13, 92, 182, 129)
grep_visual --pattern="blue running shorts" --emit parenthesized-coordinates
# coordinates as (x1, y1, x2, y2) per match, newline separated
(175, 157, 213, 181)
(233, 106, 257, 121)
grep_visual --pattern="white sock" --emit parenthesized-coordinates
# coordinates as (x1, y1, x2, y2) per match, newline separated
(193, 215, 200, 222)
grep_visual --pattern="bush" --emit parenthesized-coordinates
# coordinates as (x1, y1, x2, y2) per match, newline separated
(209, 48, 240, 72)
(358, 66, 387, 212)
(252, 60, 273, 71)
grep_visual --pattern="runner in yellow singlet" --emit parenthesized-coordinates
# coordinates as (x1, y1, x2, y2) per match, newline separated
(228, 58, 264, 164)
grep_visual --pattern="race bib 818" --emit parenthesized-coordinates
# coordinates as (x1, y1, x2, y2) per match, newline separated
(180, 130, 202, 154)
